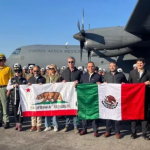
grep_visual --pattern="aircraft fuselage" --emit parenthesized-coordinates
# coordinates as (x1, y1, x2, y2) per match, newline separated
(83, 26, 142, 50)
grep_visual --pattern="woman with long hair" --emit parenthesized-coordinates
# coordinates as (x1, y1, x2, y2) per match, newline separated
(44, 64, 60, 132)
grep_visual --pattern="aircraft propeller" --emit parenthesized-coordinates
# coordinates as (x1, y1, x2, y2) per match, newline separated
(74, 9, 91, 62)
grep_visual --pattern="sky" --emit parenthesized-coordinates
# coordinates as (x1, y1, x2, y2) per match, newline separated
(0, 0, 137, 58)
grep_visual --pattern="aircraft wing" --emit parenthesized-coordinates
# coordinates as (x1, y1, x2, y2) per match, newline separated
(125, 0, 150, 34)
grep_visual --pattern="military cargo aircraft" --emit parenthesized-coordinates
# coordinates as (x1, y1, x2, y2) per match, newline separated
(6, 45, 119, 70)
(6, 0, 150, 74)
(73, 0, 150, 62)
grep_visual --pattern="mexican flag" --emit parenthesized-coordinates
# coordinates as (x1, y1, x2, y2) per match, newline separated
(77, 83, 145, 121)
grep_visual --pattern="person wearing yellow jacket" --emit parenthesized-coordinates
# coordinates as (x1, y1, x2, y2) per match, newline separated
(0, 53, 13, 128)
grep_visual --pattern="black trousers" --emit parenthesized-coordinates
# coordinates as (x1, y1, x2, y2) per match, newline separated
(13, 100, 23, 124)
(106, 120, 120, 134)
(131, 120, 148, 135)
(82, 120, 98, 132)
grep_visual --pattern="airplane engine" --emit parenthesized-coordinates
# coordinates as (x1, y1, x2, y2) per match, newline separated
(91, 47, 132, 57)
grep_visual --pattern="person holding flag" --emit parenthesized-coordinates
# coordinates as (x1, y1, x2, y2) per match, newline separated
(60, 57, 82, 134)
(44, 64, 60, 132)
(28, 66, 46, 132)
(103, 61, 127, 139)
(6, 64, 27, 131)
(128, 58, 150, 140)
(77, 61, 103, 137)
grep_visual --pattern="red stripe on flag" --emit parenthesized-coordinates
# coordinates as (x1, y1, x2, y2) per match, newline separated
(22, 110, 77, 117)
(121, 83, 145, 120)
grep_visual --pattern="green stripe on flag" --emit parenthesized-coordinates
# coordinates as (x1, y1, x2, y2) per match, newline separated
(77, 84, 99, 120)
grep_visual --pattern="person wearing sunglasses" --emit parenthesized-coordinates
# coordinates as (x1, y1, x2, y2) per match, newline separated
(6, 63, 22, 97)
(44, 64, 60, 132)
(6, 65, 27, 131)
(0, 53, 13, 129)
(60, 57, 82, 134)
(28, 66, 46, 132)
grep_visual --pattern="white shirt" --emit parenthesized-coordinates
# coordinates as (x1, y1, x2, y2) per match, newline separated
(89, 73, 94, 81)
(7, 79, 14, 91)
(138, 70, 144, 78)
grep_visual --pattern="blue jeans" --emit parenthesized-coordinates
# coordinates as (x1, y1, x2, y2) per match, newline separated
(65, 116, 78, 128)
(45, 116, 58, 128)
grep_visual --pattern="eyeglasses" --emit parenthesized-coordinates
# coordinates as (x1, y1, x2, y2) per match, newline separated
(68, 61, 74, 63)
(33, 70, 39, 73)
(14, 71, 21, 73)
(49, 68, 54, 70)
(0, 59, 4, 62)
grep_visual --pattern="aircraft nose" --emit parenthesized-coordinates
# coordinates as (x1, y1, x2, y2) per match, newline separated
(73, 32, 85, 41)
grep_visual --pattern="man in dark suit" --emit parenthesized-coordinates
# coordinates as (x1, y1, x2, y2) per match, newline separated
(103, 61, 127, 139)
(78, 62, 103, 137)
(128, 58, 150, 140)
(60, 57, 82, 133)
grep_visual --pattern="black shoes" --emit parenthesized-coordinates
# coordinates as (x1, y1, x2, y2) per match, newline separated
(131, 133, 150, 140)
(3, 122, 10, 129)
(130, 134, 137, 139)
(0, 122, 2, 127)
(141, 134, 150, 140)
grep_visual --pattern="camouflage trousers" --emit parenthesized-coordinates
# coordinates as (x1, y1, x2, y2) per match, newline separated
(0, 87, 9, 123)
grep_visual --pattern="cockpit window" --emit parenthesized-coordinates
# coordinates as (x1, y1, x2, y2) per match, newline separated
(12, 48, 21, 55)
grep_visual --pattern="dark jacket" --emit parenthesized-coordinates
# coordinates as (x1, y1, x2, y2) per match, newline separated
(60, 67, 82, 82)
(80, 72, 102, 83)
(128, 69, 150, 83)
(104, 71, 127, 83)
(10, 76, 27, 100)
(129, 69, 150, 119)
(28, 75, 46, 84)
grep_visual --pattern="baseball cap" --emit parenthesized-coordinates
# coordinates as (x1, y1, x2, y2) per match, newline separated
(46, 65, 50, 70)
(78, 66, 83, 71)
(40, 68, 45, 72)
(13, 63, 22, 72)
(61, 66, 67, 70)
(13, 63, 21, 68)
(102, 69, 106, 72)
(0, 53, 6, 60)
(117, 68, 123, 72)
(99, 68, 102, 71)
(23, 66, 28, 70)
(28, 65, 34, 70)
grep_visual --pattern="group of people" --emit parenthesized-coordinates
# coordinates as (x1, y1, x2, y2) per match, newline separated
(0, 53, 150, 140)
(21, 63, 108, 79)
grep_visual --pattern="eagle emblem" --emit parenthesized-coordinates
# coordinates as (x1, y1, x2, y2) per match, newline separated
(102, 95, 118, 109)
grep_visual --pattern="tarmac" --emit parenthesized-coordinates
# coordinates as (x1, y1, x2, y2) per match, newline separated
(0, 116, 150, 150)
